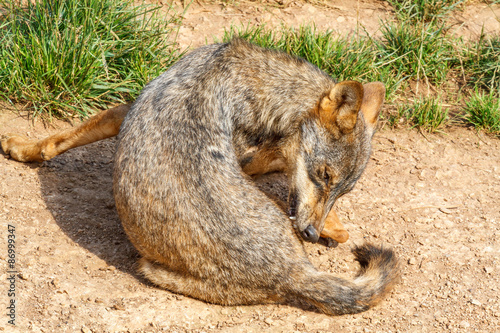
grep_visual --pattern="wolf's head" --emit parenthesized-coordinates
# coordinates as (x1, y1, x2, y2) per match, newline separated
(287, 81, 385, 243)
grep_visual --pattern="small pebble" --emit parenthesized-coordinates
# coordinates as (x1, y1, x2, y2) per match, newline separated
(264, 317, 274, 325)
(470, 299, 481, 306)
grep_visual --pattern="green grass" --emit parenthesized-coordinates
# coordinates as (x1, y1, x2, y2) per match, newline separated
(397, 97, 449, 132)
(460, 35, 500, 92)
(0, 0, 184, 118)
(464, 91, 500, 134)
(386, 0, 465, 23)
(377, 21, 454, 84)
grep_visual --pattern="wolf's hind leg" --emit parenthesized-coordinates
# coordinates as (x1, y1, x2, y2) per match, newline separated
(1, 103, 131, 162)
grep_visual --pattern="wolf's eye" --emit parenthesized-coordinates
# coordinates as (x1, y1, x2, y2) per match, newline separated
(323, 171, 330, 183)
(319, 168, 330, 184)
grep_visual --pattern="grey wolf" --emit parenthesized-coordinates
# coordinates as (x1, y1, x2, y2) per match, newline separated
(1, 39, 398, 315)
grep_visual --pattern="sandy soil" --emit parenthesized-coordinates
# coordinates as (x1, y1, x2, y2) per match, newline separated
(1, 1, 500, 332)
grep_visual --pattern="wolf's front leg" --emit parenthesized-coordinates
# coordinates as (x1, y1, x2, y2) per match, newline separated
(320, 209, 349, 244)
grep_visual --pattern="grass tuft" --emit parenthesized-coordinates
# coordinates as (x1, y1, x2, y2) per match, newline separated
(397, 96, 449, 132)
(461, 35, 500, 92)
(0, 0, 184, 118)
(377, 21, 454, 85)
(386, 0, 465, 23)
(464, 91, 500, 134)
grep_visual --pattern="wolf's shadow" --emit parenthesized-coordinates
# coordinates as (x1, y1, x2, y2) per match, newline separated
(37, 138, 140, 275)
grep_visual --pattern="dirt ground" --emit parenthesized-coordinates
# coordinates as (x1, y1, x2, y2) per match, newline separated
(1, 0, 500, 332)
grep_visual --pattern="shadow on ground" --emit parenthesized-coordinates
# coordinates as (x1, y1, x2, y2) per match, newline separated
(36, 138, 141, 276)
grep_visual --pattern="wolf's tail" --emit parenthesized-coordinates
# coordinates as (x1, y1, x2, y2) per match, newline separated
(292, 243, 400, 315)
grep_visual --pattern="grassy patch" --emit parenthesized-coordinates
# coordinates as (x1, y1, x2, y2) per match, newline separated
(464, 91, 500, 134)
(386, 0, 465, 23)
(397, 96, 449, 132)
(0, 0, 183, 118)
(377, 21, 454, 85)
(460, 35, 500, 92)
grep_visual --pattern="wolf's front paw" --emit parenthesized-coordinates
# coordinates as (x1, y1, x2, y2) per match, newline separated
(1, 133, 43, 162)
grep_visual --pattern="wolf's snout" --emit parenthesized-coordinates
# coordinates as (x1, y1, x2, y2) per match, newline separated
(301, 224, 319, 243)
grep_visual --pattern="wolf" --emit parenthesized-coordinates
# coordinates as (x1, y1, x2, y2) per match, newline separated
(1, 39, 398, 315)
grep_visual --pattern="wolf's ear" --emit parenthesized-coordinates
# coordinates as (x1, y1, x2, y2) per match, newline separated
(361, 82, 385, 129)
(318, 81, 364, 134)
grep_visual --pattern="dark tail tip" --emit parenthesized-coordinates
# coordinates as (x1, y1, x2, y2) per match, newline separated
(352, 243, 397, 270)
(351, 243, 400, 305)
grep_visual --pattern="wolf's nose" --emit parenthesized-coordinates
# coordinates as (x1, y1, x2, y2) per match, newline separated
(301, 225, 319, 243)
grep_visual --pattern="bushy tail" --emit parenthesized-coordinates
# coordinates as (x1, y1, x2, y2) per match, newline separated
(293, 243, 400, 315)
